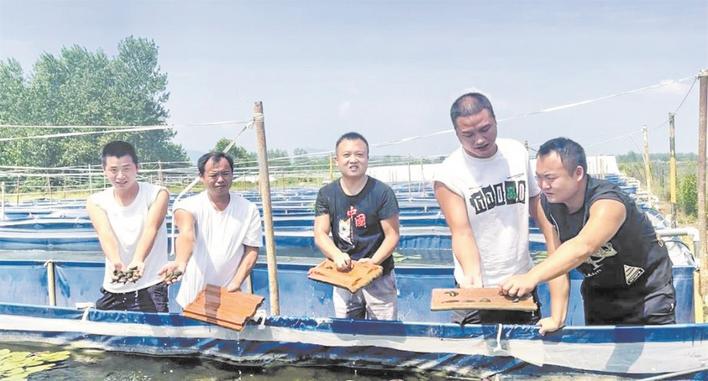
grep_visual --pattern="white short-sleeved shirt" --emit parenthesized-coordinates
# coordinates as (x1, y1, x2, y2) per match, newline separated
(90, 182, 169, 293)
(175, 191, 263, 307)
(433, 138, 540, 287)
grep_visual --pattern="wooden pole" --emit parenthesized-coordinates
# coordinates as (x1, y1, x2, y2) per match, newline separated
(62, 171, 66, 199)
(253, 101, 280, 315)
(15, 175, 20, 204)
(642, 126, 652, 195)
(158, 160, 164, 186)
(407, 157, 412, 198)
(419, 158, 424, 192)
(698, 69, 708, 298)
(47, 175, 52, 200)
(46, 260, 56, 307)
(669, 113, 678, 228)
(87, 164, 93, 194)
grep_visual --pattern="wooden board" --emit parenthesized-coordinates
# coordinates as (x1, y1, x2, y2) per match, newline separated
(430, 288, 537, 312)
(307, 259, 383, 293)
(182, 284, 264, 331)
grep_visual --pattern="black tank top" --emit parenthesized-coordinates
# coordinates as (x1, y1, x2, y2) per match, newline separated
(542, 176, 673, 294)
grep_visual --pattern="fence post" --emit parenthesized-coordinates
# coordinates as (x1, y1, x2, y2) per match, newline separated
(253, 101, 280, 315)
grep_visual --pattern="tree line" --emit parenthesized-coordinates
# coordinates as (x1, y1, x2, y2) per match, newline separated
(616, 153, 697, 220)
(0, 36, 187, 168)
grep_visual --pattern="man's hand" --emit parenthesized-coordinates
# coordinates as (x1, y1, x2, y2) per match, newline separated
(159, 261, 185, 285)
(110, 260, 126, 273)
(126, 259, 145, 281)
(499, 274, 537, 298)
(225, 282, 242, 293)
(537, 317, 564, 336)
(333, 252, 352, 272)
(357, 257, 373, 264)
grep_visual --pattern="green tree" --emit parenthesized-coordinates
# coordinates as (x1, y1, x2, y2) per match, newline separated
(0, 36, 187, 168)
(0, 58, 27, 124)
(678, 173, 697, 217)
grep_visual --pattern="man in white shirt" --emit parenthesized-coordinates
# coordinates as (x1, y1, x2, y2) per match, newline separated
(87, 141, 170, 312)
(160, 152, 262, 308)
(433, 93, 562, 332)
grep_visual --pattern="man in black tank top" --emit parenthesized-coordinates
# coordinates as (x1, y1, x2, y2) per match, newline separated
(501, 137, 675, 334)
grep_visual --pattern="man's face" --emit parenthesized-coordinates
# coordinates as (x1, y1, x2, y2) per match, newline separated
(335, 138, 369, 179)
(535, 151, 582, 204)
(454, 109, 498, 158)
(103, 155, 138, 190)
(201, 157, 233, 197)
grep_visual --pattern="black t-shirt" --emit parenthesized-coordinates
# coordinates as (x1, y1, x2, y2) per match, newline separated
(542, 176, 673, 296)
(315, 176, 399, 274)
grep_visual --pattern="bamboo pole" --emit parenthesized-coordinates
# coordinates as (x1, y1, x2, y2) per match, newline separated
(88, 164, 93, 194)
(15, 175, 20, 204)
(698, 69, 708, 298)
(642, 126, 652, 195)
(46, 175, 52, 200)
(158, 160, 164, 186)
(253, 101, 280, 315)
(46, 261, 56, 307)
(407, 157, 412, 198)
(669, 113, 677, 228)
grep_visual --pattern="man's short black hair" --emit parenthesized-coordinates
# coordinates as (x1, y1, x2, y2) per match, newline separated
(335, 132, 369, 154)
(537, 137, 588, 175)
(197, 151, 235, 176)
(450, 92, 496, 129)
(101, 141, 138, 166)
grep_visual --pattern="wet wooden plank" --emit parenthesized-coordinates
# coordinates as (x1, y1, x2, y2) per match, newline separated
(182, 284, 264, 331)
(307, 259, 383, 293)
(430, 288, 537, 312)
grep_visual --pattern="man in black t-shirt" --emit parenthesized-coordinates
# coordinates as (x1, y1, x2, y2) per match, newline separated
(314, 132, 400, 320)
(501, 137, 675, 333)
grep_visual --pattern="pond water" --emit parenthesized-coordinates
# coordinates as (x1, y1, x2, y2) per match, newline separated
(1, 249, 621, 381)
(1, 341, 442, 381)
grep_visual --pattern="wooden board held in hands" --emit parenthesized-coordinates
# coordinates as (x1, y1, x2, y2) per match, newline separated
(182, 284, 264, 331)
(308, 259, 383, 293)
(431, 288, 537, 312)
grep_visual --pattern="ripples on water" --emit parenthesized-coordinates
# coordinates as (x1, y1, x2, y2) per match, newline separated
(1, 341, 442, 381)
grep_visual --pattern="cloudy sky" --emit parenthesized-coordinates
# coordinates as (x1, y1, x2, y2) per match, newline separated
(1, 0, 706, 158)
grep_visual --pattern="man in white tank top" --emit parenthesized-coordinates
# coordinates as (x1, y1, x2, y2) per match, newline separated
(160, 152, 262, 308)
(433, 93, 561, 331)
(87, 141, 170, 312)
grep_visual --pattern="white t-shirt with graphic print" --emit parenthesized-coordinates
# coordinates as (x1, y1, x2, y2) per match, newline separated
(433, 138, 541, 287)
(175, 191, 263, 307)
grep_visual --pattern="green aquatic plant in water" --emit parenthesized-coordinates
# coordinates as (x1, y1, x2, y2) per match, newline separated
(0, 348, 70, 380)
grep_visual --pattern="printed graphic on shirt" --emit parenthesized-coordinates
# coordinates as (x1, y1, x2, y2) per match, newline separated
(337, 205, 367, 248)
(468, 180, 527, 215)
(583, 242, 618, 277)
(623, 265, 645, 285)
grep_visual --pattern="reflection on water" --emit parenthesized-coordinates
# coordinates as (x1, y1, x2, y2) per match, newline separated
(1, 341, 438, 381)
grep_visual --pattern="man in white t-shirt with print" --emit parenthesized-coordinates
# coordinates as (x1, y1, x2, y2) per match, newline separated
(160, 152, 263, 308)
(87, 141, 170, 312)
(433, 93, 562, 332)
